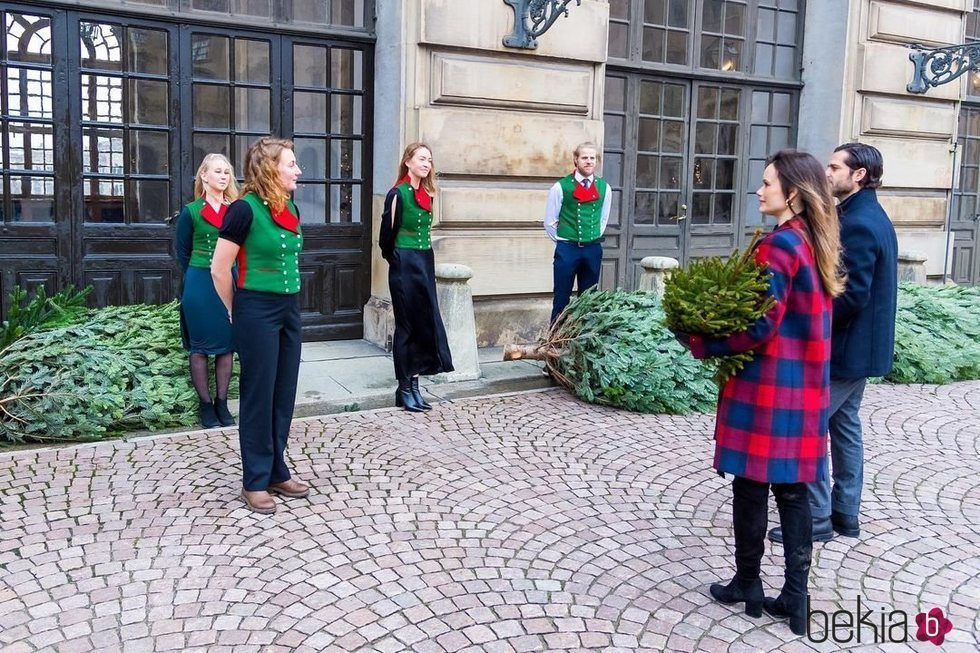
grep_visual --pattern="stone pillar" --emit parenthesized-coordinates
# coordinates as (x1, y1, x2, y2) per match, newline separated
(898, 250, 928, 285)
(638, 256, 680, 299)
(434, 263, 481, 382)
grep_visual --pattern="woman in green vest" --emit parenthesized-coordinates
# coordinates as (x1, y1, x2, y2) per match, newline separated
(211, 137, 308, 515)
(175, 153, 238, 429)
(379, 142, 454, 411)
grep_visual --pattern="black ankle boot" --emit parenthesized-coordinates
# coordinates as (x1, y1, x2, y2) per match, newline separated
(410, 376, 432, 410)
(764, 593, 807, 636)
(395, 379, 424, 413)
(199, 400, 220, 428)
(213, 398, 235, 427)
(709, 575, 763, 618)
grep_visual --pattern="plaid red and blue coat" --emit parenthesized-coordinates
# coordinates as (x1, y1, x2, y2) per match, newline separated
(686, 217, 831, 484)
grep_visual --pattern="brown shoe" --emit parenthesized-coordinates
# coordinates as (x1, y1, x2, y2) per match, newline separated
(241, 489, 276, 514)
(267, 478, 310, 499)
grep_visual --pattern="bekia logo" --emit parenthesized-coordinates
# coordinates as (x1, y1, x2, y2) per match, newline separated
(807, 596, 953, 645)
(915, 607, 953, 646)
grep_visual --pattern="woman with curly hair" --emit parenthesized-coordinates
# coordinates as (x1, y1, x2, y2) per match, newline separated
(211, 137, 307, 514)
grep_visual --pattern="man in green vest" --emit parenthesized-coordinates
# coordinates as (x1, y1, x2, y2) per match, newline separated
(544, 142, 612, 323)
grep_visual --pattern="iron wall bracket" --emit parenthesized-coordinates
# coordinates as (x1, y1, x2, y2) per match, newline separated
(503, 0, 581, 50)
(908, 42, 980, 94)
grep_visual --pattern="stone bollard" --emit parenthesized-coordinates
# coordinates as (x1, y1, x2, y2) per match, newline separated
(897, 250, 927, 285)
(434, 263, 481, 382)
(638, 256, 680, 299)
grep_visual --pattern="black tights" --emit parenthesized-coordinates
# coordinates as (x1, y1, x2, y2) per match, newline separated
(189, 352, 233, 403)
(732, 476, 812, 599)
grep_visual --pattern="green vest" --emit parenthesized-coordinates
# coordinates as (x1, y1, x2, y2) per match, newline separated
(237, 193, 303, 294)
(186, 197, 224, 269)
(556, 174, 607, 242)
(394, 182, 433, 250)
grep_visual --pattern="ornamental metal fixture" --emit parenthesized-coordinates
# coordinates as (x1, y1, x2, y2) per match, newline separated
(907, 42, 980, 94)
(503, 0, 581, 50)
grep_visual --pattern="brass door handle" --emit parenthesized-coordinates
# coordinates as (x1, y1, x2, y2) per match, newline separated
(676, 203, 688, 222)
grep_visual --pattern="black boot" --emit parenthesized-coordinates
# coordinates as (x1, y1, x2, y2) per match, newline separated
(199, 400, 220, 428)
(395, 378, 424, 413)
(213, 398, 235, 427)
(710, 575, 763, 617)
(768, 482, 813, 636)
(410, 376, 432, 410)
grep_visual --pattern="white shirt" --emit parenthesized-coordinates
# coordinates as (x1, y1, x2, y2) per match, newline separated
(543, 171, 613, 242)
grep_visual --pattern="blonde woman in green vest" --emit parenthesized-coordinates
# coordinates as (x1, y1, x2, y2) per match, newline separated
(379, 142, 454, 411)
(211, 137, 308, 515)
(175, 153, 238, 429)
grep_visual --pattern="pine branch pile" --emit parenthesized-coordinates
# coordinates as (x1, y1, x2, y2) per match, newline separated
(505, 288, 717, 414)
(886, 283, 980, 384)
(662, 232, 775, 384)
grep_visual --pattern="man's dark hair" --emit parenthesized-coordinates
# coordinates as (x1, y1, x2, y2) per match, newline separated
(833, 142, 883, 189)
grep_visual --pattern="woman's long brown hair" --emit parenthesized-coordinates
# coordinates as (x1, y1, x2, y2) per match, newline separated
(396, 142, 437, 194)
(767, 149, 846, 297)
(241, 137, 294, 213)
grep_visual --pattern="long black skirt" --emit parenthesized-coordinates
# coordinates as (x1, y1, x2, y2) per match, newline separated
(388, 247, 454, 379)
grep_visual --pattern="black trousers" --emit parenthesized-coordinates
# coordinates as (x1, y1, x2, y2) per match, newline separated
(731, 476, 812, 599)
(551, 240, 602, 323)
(232, 289, 302, 491)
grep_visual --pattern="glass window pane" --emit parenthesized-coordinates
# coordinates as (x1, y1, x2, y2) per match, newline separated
(702, 0, 723, 32)
(750, 125, 768, 157)
(330, 184, 361, 223)
(667, 0, 689, 28)
(637, 155, 659, 187)
(726, 4, 746, 36)
(331, 1, 365, 28)
(754, 43, 774, 76)
(751, 91, 769, 122)
(663, 84, 684, 117)
(232, 0, 273, 18)
(293, 1, 328, 23)
(770, 126, 790, 150)
(701, 35, 721, 69)
(610, 0, 629, 20)
(7, 13, 52, 65)
(294, 92, 327, 133)
(718, 124, 737, 154)
(777, 12, 798, 45)
(609, 23, 628, 59)
(130, 130, 169, 174)
(758, 8, 776, 41)
(193, 84, 230, 128)
(715, 193, 733, 224)
(639, 81, 662, 115)
(295, 183, 326, 224)
(81, 74, 123, 123)
(192, 0, 230, 10)
(662, 122, 684, 153)
(772, 93, 792, 122)
(660, 158, 681, 189)
(634, 191, 657, 225)
(695, 123, 717, 154)
(191, 34, 230, 81)
(642, 27, 665, 62)
(716, 160, 735, 189)
(604, 115, 624, 149)
(603, 153, 622, 187)
(235, 39, 270, 83)
(691, 192, 711, 224)
(331, 49, 363, 90)
(7, 68, 53, 119)
(693, 158, 713, 189)
(330, 95, 362, 135)
(80, 23, 123, 71)
(234, 134, 261, 171)
(82, 128, 124, 174)
(644, 0, 666, 25)
(130, 79, 169, 125)
(658, 192, 679, 225)
(697, 87, 718, 119)
(85, 179, 125, 223)
(295, 138, 327, 179)
(665, 30, 688, 65)
(9, 176, 55, 223)
(235, 87, 270, 131)
(192, 133, 231, 168)
(132, 180, 169, 223)
(775, 45, 796, 78)
(294, 45, 328, 87)
(128, 28, 167, 75)
(605, 76, 626, 113)
(720, 89, 739, 120)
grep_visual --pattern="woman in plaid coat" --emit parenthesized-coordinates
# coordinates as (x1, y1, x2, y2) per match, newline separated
(679, 150, 844, 636)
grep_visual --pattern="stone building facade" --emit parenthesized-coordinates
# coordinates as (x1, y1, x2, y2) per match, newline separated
(0, 1, 976, 345)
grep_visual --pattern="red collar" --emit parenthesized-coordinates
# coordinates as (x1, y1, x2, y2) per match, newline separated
(571, 173, 600, 203)
(270, 203, 300, 233)
(201, 201, 228, 228)
(396, 175, 432, 211)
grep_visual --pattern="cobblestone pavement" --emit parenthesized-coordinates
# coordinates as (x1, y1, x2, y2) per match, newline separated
(1, 382, 978, 653)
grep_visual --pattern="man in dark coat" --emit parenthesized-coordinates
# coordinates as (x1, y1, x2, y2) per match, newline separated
(770, 143, 898, 543)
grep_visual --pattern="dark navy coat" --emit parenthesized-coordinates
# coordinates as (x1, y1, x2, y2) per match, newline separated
(831, 188, 898, 379)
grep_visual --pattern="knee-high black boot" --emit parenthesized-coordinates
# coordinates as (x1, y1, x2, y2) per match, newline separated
(395, 378, 424, 412)
(710, 476, 766, 618)
(765, 482, 812, 636)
